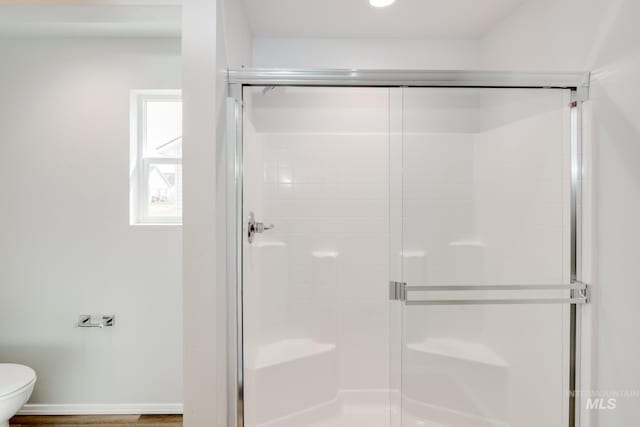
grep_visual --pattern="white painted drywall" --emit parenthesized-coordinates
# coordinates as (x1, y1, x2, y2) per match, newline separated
(182, 0, 251, 425)
(0, 37, 183, 407)
(0, 5, 181, 38)
(182, 0, 220, 425)
(223, 0, 252, 69)
(482, 0, 640, 424)
(251, 37, 481, 69)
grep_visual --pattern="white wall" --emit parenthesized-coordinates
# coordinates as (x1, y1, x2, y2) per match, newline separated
(182, 0, 251, 425)
(252, 37, 481, 69)
(0, 37, 183, 409)
(481, 0, 640, 424)
(223, 0, 252, 68)
(182, 0, 219, 425)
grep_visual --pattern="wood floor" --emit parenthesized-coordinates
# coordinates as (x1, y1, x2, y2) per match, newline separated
(9, 415, 182, 427)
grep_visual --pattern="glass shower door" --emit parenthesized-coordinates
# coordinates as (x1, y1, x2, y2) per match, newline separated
(242, 86, 393, 427)
(390, 87, 580, 427)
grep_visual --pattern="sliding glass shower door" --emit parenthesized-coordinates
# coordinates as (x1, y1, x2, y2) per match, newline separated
(238, 81, 586, 427)
(390, 87, 578, 427)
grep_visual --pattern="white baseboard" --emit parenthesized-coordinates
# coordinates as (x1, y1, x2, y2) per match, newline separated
(18, 403, 183, 415)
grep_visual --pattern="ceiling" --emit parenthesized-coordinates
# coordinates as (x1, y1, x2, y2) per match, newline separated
(242, 0, 527, 39)
(0, 0, 527, 39)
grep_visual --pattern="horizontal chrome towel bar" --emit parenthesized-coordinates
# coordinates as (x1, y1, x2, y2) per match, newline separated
(406, 283, 587, 291)
(405, 297, 588, 306)
(390, 281, 591, 305)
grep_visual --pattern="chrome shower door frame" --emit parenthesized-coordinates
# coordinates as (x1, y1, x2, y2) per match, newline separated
(226, 68, 591, 427)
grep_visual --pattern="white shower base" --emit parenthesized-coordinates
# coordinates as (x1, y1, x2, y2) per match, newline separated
(254, 390, 390, 427)
(252, 389, 512, 427)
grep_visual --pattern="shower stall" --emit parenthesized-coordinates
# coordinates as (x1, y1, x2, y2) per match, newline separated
(226, 70, 591, 427)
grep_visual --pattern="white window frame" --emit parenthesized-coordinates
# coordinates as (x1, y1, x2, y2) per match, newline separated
(130, 90, 182, 225)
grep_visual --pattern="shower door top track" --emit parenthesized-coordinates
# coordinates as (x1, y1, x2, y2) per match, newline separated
(227, 68, 591, 427)
(228, 68, 590, 96)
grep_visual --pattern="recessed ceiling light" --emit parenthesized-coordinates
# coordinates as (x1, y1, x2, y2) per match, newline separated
(370, 0, 395, 7)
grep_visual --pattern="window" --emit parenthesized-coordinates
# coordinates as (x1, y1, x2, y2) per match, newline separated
(130, 90, 182, 224)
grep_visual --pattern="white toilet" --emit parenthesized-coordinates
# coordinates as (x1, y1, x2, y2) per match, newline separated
(0, 364, 36, 427)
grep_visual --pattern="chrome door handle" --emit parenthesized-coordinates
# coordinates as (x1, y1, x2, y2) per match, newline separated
(248, 212, 275, 243)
